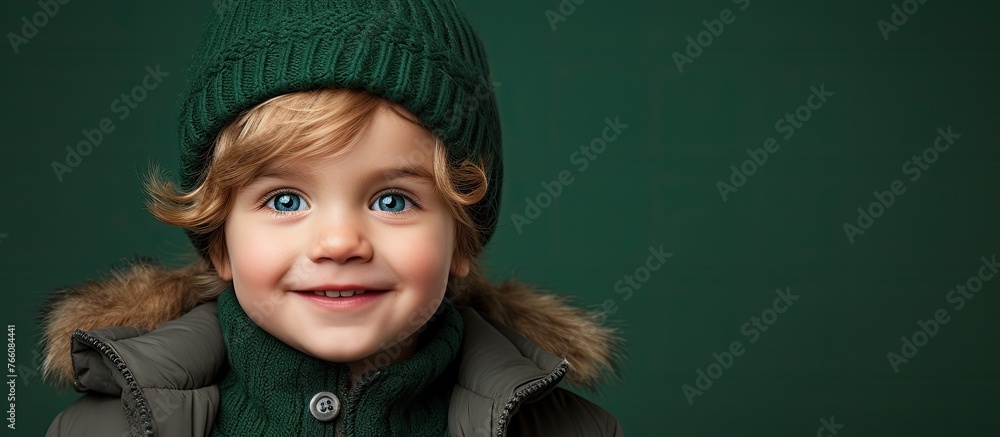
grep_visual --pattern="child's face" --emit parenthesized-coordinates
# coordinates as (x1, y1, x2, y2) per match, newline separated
(213, 105, 466, 369)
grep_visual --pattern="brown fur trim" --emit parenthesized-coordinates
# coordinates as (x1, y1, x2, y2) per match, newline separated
(459, 277, 623, 389)
(38, 257, 214, 388)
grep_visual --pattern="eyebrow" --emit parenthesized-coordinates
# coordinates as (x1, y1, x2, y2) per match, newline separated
(252, 163, 434, 187)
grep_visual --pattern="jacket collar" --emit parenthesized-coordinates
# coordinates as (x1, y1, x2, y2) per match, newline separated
(69, 301, 567, 436)
(450, 307, 568, 435)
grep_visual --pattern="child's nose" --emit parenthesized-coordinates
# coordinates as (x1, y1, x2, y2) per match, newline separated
(306, 218, 373, 265)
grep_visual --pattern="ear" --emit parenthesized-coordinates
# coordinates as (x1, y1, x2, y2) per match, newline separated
(450, 255, 470, 278)
(210, 249, 233, 281)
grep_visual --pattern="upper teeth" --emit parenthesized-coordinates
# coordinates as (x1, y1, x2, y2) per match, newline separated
(313, 290, 366, 297)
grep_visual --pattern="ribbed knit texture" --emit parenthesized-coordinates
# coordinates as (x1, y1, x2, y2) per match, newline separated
(211, 289, 463, 436)
(177, 0, 503, 258)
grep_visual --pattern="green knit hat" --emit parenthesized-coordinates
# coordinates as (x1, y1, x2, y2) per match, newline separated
(177, 0, 503, 259)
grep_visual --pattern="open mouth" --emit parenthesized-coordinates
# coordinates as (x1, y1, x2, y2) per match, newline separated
(299, 290, 388, 298)
(309, 290, 368, 298)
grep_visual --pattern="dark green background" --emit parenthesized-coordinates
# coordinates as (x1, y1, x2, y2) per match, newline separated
(2, 0, 998, 435)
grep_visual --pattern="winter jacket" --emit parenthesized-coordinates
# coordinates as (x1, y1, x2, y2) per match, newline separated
(39, 259, 624, 436)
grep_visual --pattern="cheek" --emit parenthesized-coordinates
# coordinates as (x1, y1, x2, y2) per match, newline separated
(224, 218, 291, 292)
(386, 219, 455, 286)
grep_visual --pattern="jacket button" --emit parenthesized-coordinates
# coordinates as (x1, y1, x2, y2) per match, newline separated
(309, 391, 340, 422)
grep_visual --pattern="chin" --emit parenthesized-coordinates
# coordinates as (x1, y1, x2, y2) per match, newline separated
(295, 342, 369, 363)
(298, 338, 388, 365)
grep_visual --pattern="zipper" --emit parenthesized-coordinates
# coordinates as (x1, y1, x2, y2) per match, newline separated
(495, 361, 568, 437)
(73, 328, 154, 436)
(334, 368, 384, 437)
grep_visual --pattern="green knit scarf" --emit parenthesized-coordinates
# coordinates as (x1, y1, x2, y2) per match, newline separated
(211, 289, 463, 437)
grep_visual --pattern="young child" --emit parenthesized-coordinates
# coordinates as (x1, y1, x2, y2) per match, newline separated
(40, 1, 623, 435)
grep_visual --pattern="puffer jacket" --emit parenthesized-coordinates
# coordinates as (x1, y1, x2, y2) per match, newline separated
(39, 259, 624, 436)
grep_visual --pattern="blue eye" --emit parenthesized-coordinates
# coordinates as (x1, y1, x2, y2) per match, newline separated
(266, 192, 307, 212)
(372, 192, 415, 214)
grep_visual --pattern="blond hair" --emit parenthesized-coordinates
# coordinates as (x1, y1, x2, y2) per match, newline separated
(145, 88, 491, 303)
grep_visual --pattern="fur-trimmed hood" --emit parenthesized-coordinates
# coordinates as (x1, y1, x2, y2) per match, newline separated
(39, 257, 622, 390)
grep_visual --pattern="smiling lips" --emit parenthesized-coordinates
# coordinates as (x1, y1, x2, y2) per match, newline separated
(310, 290, 368, 298)
(297, 288, 387, 311)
